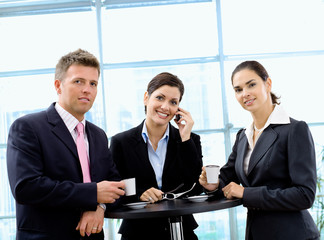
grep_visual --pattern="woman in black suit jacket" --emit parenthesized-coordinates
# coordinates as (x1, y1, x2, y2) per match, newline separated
(110, 72, 203, 240)
(199, 61, 320, 240)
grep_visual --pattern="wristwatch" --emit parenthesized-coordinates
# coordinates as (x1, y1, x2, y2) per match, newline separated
(98, 203, 106, 212)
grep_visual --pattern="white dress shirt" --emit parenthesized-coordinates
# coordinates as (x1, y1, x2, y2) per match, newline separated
(243, 105, 290, 174)
(55, 103, 89, 158)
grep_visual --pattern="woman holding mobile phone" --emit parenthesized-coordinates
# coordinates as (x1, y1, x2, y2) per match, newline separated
(199, 61, 320, 240)
(110, 72, 203, 240)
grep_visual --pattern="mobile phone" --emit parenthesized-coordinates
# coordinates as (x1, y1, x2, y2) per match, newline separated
(175, 114, 181, 121)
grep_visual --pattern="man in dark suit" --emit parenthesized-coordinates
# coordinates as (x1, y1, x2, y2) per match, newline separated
(7, 49, 125, 240)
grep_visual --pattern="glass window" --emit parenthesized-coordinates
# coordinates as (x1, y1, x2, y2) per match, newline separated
(306, 126, 324, 234)
(0, 149, 15, 217)
(0, 74, 56, 112)
(222, 0, 324, 55)
(195, 209, 231, 239)
(101, 2, 218, 63)
(310, 125, 324, 177)
(0, 74, 56, 144)
(262, 56, 324, 123)
(0, 11, 98, 71)
(0, 218, 15, 240)
(195, 206, 247, 240)
(0, 148, 16, 238)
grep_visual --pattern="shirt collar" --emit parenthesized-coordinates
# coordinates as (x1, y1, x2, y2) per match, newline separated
(245, 104, 290, 143)
(55, 102, 86, 133)
(142, 120, 169, 143)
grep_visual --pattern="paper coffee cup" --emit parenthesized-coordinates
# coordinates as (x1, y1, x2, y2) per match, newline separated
(123, 178, 136, 196)
(205, 165, 220, 184)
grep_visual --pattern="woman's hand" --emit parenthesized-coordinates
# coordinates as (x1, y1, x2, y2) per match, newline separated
(174, 107, 194, 142)
(222, 182, 244, 199)
(199, 167, 219, 192)
(76, 205, 105, 237)
(140, 187, 164, 203)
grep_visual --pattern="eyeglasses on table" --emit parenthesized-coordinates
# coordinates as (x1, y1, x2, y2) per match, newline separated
(162, 182, 196, 200)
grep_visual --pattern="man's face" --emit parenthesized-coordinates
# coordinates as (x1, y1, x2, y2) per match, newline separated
(55, 64, 99, 121)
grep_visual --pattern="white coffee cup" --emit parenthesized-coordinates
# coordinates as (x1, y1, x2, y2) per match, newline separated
(123, 178, 136, 196)
(205, 165, 220, 184)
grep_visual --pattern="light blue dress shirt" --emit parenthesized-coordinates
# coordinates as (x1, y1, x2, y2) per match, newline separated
(142, 121, 169, 189)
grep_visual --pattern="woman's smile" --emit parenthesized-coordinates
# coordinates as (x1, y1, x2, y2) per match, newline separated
(244, 98, 255, 106)
(156, 111, 169, 119)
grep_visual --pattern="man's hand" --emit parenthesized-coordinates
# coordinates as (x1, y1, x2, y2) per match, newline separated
(97, 181, 125, 203)
(76, 205, 104, 237)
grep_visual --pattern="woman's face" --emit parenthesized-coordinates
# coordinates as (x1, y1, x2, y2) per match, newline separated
(144, 85, 181, 126)
(232, 69, 272, 114)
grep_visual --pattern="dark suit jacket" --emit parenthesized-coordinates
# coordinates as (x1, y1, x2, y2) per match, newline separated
(110, 121, 203, 238)
(218, 118, 320, 240)
(6, 103, 121, 240)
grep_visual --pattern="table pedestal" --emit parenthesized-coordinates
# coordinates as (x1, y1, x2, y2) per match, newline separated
(169, 216, 184, 240)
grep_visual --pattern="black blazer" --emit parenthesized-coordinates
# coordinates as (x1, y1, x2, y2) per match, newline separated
(110, 121, 203, 238)
(218, 118, 320, 240)
(7, 103, 121, 240)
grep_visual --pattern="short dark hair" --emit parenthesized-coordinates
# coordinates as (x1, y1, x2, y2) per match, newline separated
(145, 72, 185, 113)
(231, 60, 280, 104)
(55, 49, 100, 81)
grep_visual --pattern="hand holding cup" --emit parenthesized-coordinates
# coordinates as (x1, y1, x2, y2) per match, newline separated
(199, 165, 220, 192)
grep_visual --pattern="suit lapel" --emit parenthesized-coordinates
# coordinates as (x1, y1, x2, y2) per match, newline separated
(247, 127, 278, 176)
(132, 122, 157, 181)
(235, 130, 250, 186)
(46, 104, 79, 159)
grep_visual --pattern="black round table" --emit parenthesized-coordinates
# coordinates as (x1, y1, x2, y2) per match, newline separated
(107, 197, 242, 240)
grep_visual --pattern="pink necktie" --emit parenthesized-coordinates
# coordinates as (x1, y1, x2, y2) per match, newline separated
(76, 123, 91, 183)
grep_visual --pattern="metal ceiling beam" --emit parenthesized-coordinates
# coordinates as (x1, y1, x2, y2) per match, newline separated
(0, 0, 212, 17)
(103, 0, 212, 9)
(0, 0, 93, 17)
